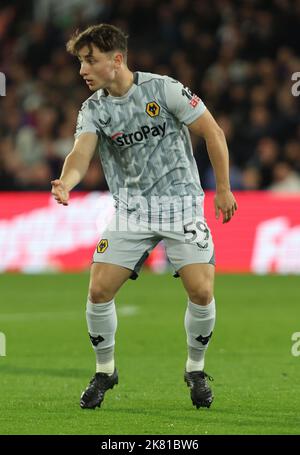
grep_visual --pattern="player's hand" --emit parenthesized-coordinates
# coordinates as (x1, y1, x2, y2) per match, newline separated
(214, 190, 237, 224)
(51, 179, 69, 206)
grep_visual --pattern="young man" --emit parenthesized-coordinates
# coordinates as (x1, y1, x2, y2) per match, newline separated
(51, 24, 237, 410)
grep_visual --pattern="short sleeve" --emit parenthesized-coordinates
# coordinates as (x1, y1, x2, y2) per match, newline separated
(74, 100, 100, 139)
(163, 77, 206, 125)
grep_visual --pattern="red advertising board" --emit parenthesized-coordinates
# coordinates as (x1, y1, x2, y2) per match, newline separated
(204, 192, 300, 274)
(0, 192, 299, 274)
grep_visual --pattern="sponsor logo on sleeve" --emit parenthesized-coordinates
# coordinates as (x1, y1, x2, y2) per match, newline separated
(182, 86, 201, 108)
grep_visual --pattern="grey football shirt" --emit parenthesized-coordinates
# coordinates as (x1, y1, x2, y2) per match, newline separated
(75, 72, 206, 218)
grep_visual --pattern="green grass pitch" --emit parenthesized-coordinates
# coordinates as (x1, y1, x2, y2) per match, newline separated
(0, 272, 299, 435)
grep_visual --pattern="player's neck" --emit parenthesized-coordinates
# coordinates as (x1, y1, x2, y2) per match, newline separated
(106, 68, 134, 97)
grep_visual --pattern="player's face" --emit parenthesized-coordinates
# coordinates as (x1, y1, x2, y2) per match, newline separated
(78, 45, 119, 91)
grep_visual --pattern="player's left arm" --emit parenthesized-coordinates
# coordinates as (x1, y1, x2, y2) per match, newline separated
(188, 110, 238, 224)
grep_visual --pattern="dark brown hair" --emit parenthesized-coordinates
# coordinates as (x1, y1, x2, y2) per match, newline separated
(66, 24, 128, 58)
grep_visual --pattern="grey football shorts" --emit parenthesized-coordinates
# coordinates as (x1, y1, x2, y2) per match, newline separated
(93, 212, 215, 279)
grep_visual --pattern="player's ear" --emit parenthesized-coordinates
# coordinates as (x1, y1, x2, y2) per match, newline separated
(113, 52, 123, 68)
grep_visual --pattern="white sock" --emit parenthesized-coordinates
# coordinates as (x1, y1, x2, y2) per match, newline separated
(186, 357, 205, 372)
(96, 358, 115, 374)
(184, 298, 216, 372)
(86, 298, 117, 375)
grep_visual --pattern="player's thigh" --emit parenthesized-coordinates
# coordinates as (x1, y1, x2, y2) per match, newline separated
(164, 218, 215, 279)
(89, 262, 132, 303)
(164, 217, 215, 304)
(177, 263, 215, 305)
(90, 216, 159, 301)
(93, 213, 158, 271)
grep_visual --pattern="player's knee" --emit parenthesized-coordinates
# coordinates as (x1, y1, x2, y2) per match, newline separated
(188, 284, 213, 306)
(89, 283, 115, 303)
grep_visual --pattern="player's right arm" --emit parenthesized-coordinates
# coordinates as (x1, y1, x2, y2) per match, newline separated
(51, 132, 98, 206)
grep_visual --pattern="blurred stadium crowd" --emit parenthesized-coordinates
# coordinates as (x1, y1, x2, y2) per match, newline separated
(0, 0, 300, 192)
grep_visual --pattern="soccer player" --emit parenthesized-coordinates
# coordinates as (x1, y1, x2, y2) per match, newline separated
(51, 24, 237, 410)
